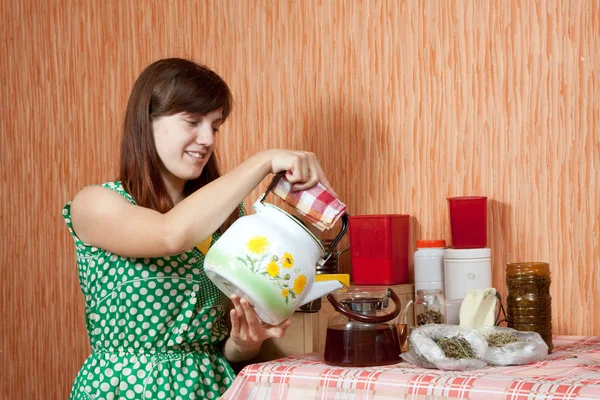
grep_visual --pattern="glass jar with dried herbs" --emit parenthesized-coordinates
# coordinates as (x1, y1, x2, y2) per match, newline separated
(505, 262, 553, 352)
(415, 289, 446, 326)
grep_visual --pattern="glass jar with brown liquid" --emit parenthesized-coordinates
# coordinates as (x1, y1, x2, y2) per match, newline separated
(324, 287, 410, 367)
(506, 262, 553, 352)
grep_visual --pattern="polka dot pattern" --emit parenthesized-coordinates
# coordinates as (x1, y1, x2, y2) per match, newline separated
(63, 181, 244, 399)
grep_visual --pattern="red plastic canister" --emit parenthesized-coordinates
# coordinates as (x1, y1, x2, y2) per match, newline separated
(348, 214, 410, 285)
(447, 196, 488, 249)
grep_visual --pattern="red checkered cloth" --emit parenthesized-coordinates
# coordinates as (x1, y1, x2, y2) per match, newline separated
(272, 177, 347, 231)
(223, 336, 600, 400)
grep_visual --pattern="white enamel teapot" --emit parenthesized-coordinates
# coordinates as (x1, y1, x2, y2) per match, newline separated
(205, 173, 348, 325)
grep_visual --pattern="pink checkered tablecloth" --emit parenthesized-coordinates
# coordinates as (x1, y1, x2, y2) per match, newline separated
(223, 336, 600, 399)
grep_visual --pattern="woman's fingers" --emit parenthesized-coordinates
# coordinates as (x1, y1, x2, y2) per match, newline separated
(300, 154, 310, 183)
(239, 298, 262, 341)
(292, 154, 317, 191)
(291, 154, 338, 197)
(230, 309, 240, 336)
(271, 150, 338, 196)
(316, 171, 337, 197)
(233, 297, 293, 342)
(307, 154, 338, 195)
(286, 153, 308, 186)
(231, 296, 246, 328)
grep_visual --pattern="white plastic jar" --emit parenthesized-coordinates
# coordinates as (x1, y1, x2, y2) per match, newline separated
(414, 240, 446, 297)
(443, 248, 492, 301)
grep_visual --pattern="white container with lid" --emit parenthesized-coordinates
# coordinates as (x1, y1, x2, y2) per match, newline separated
(414, 240, 446, 282)
(443, 248, 492, 301)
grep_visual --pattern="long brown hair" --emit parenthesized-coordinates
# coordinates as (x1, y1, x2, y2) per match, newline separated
(119, 58, 239, 232)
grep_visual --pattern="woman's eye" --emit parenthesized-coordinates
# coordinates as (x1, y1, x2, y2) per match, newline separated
(186, 120, 199, 126)
(212, 128, 220, 133)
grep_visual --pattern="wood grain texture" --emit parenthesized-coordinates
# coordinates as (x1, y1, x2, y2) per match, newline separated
(1, 0, 598, 397)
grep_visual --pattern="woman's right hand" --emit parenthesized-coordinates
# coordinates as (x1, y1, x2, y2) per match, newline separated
(266, 149, 338, 197)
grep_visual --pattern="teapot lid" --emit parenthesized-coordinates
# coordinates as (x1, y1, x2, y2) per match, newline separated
(336, 286, 390, 313)
(261, 203, 325, 253)
(345, 286, 389, 300)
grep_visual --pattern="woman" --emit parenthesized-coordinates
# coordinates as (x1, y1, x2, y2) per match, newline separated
(63, 58, 336, 399)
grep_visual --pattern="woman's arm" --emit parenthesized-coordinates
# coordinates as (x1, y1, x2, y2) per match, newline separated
(70, 150, 333, 258)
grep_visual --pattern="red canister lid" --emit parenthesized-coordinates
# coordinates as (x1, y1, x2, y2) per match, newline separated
(416, 240, 446, 248)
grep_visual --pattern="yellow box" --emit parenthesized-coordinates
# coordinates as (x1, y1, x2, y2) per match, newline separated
(315, 273, 350, 287)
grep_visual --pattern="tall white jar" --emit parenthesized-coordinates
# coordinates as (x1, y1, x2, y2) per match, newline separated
(414, 240, 446, 298)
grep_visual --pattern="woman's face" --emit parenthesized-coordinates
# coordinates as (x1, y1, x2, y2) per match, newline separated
(152, 108, 223, 182)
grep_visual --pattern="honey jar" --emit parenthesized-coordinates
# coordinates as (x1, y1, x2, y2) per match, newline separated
(505, 262, 553, 352)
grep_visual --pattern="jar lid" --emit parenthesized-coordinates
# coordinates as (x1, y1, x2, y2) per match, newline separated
(506, 262, 550, 276)
(416, 240, 446, 248)
(444, 248, 491, 259)
(416, 288, 444, 295)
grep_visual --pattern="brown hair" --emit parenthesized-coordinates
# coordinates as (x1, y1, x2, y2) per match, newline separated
(119, 58, 239, 232)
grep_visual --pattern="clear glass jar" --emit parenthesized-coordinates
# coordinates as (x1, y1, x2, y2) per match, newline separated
(505, 262, 553, 352)
(415, 289, 446, 326)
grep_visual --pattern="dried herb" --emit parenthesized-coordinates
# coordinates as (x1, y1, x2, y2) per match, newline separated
(433, 335, 475, 359)
(486, 331, 519, 347)
(416, 310, 443, 326)
(506, 275, 551, 296)
(505, 312, 552, 325)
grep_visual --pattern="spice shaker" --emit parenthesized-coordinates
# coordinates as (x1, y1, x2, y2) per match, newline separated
(505, 262, 553, 352)
(415, 289, 446, 326)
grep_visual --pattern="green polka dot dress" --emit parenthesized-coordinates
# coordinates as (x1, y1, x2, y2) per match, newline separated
(62, 181, 242, 400)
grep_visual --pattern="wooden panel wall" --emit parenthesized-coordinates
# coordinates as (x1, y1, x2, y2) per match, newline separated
(2, 0, 598, 397)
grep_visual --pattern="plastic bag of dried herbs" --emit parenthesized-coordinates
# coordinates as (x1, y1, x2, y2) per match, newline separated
(401, 324, 488, 370)
(479, 326, 548, 366)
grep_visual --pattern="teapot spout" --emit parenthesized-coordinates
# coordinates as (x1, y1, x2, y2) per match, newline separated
(299, 280, 343, 306)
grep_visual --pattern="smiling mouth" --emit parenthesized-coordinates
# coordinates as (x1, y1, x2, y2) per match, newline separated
(186, 151, 205, 160)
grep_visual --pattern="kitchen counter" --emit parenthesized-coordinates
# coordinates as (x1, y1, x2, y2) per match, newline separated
(224, 335, 600, 399)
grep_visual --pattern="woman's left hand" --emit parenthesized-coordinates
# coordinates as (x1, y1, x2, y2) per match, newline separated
(228, 295, 291, 351)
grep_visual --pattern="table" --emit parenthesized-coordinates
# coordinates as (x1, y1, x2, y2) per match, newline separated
(224, 336, 600, 399)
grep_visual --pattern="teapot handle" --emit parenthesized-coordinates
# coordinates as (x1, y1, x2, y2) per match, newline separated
(323, 215, 348, 263)
(256, 172, 286, 205)
(327, 289, 402, 324)
(257, 172, 349, 264)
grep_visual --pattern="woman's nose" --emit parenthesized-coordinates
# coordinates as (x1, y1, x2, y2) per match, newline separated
(196, 123, 214, 147)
